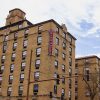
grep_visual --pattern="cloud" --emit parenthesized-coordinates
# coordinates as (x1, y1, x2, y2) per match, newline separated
(93, 46, 100, 49)
(0, 0, 100, 58)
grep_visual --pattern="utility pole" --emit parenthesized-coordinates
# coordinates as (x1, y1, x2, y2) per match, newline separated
(26, 50, 33, 100)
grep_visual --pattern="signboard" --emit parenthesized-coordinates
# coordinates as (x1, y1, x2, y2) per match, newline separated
(48, 29, 53, 55)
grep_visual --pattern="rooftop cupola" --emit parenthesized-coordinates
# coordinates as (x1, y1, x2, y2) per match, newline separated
(6, 8, 26, 25)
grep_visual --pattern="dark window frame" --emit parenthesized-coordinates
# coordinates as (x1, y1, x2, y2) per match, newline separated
(34, 71, 40, 80)
(56, 37, 59, 45)
(22, 50, 27, 60)
(55, 48, 58, 57)
(10, 64, 14, 73)
(18, 85, 23, 96)
(21, 61, 26, 71)
(14, 32, 18, 41)
(23, 39, 28, 48)
(37, 36, 42, 45)
(33, 84, 39, 94)
(7, 86, 12, 96)
(20, 73, 24, 83)
(35, 59, 40, 69)
(0, 65, 4, 74)
(24, 29, 29, 38)
(1, 55, 6, 64)
(36, 47, 41, 57)
(11, 53, 16, 62)
(13, 42, 17, 51)
(55, 60, 58, 68)
(54, 85, 57, 94)
(9, 75, 13, 84)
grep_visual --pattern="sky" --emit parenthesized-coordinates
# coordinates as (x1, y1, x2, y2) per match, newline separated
(0, 0, 100, 58)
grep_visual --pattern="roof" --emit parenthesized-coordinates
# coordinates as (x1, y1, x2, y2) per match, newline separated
(76, 55, 100, 60)
(0, 19, 76, 40)
(0, 19, 33, 30)
(9, 8, 26, 14)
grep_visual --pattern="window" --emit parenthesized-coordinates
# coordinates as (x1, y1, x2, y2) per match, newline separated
(69, 57, 72, 66)
(55, 60, 58, 68)
(69, 47, 72, 56)
(0, 65, 4, 74)
(1, 55, 5, 63)
(69, 79, 72, 89)
(36, 48, 41, 57)
(69, 68, 72, 76)
(84, 68, 90, 81)
(55, 48, 58, 57)
(34, 71, 39, 80)
(56, 27, 59, 33)
(18, 24, 23, 29)
(23, 39, 28, 48)
(69, 35, 72, 43)
(35, 59, 40, 69)
(75, 77, 78, 85)
(14, 32, 18, 40)
(20, 73, 24, 83)
(0, 87, 1, 93)
(62, 88, 65, 96)
(62, 64, 65, 72)
(7, 86, 12, 96)
(69, 90, 71, 99)
(85, 89, 90, 96)
(10, 64, 14, 73)
(9, 75, 13, 84)
(21, 62, 26, 71)
(0, 76, 2, 85)
(63, 32, 66, 38)
(13, 42, 17, 51)
(56, 37, 59, 45)
(75, 67, 78, 75)
(11, 53, 16, 61)
(3, 43, 7, 53)
(54, 72, 57, 78)
(22, 50, 27, 60)
(62, 53, 66, 60)
(38, 25, 43, 32)
(56, 74, 60, 85)
(62, 42, 66, 50)
(75, 63, 78, 68)
(62, 76, 65, 84)
(33, 84, 38, 94)
(37, 36, 42, 45)
(24, 29, 29, 38)
(75, 87, 78, 92)
(75, 92, 78, 100)
(54, 85, 57, 94)
(4, 35, 8, 41)
(18, 85, 23, 96)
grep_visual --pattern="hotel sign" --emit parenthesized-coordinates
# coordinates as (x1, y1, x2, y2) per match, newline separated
(48, 29, 53, 55)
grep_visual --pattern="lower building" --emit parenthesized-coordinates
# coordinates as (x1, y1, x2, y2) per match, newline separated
(75, 55, 100, 100)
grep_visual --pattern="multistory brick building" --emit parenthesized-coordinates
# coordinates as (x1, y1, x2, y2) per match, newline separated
(0, 8, 76, 100)
(75, 55, 100, 100)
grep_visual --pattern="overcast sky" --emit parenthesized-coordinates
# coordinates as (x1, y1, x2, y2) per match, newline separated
(0, 0, 100, 58)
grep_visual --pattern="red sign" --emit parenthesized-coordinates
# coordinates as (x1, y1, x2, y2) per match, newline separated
(48, 29, 53, 55)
